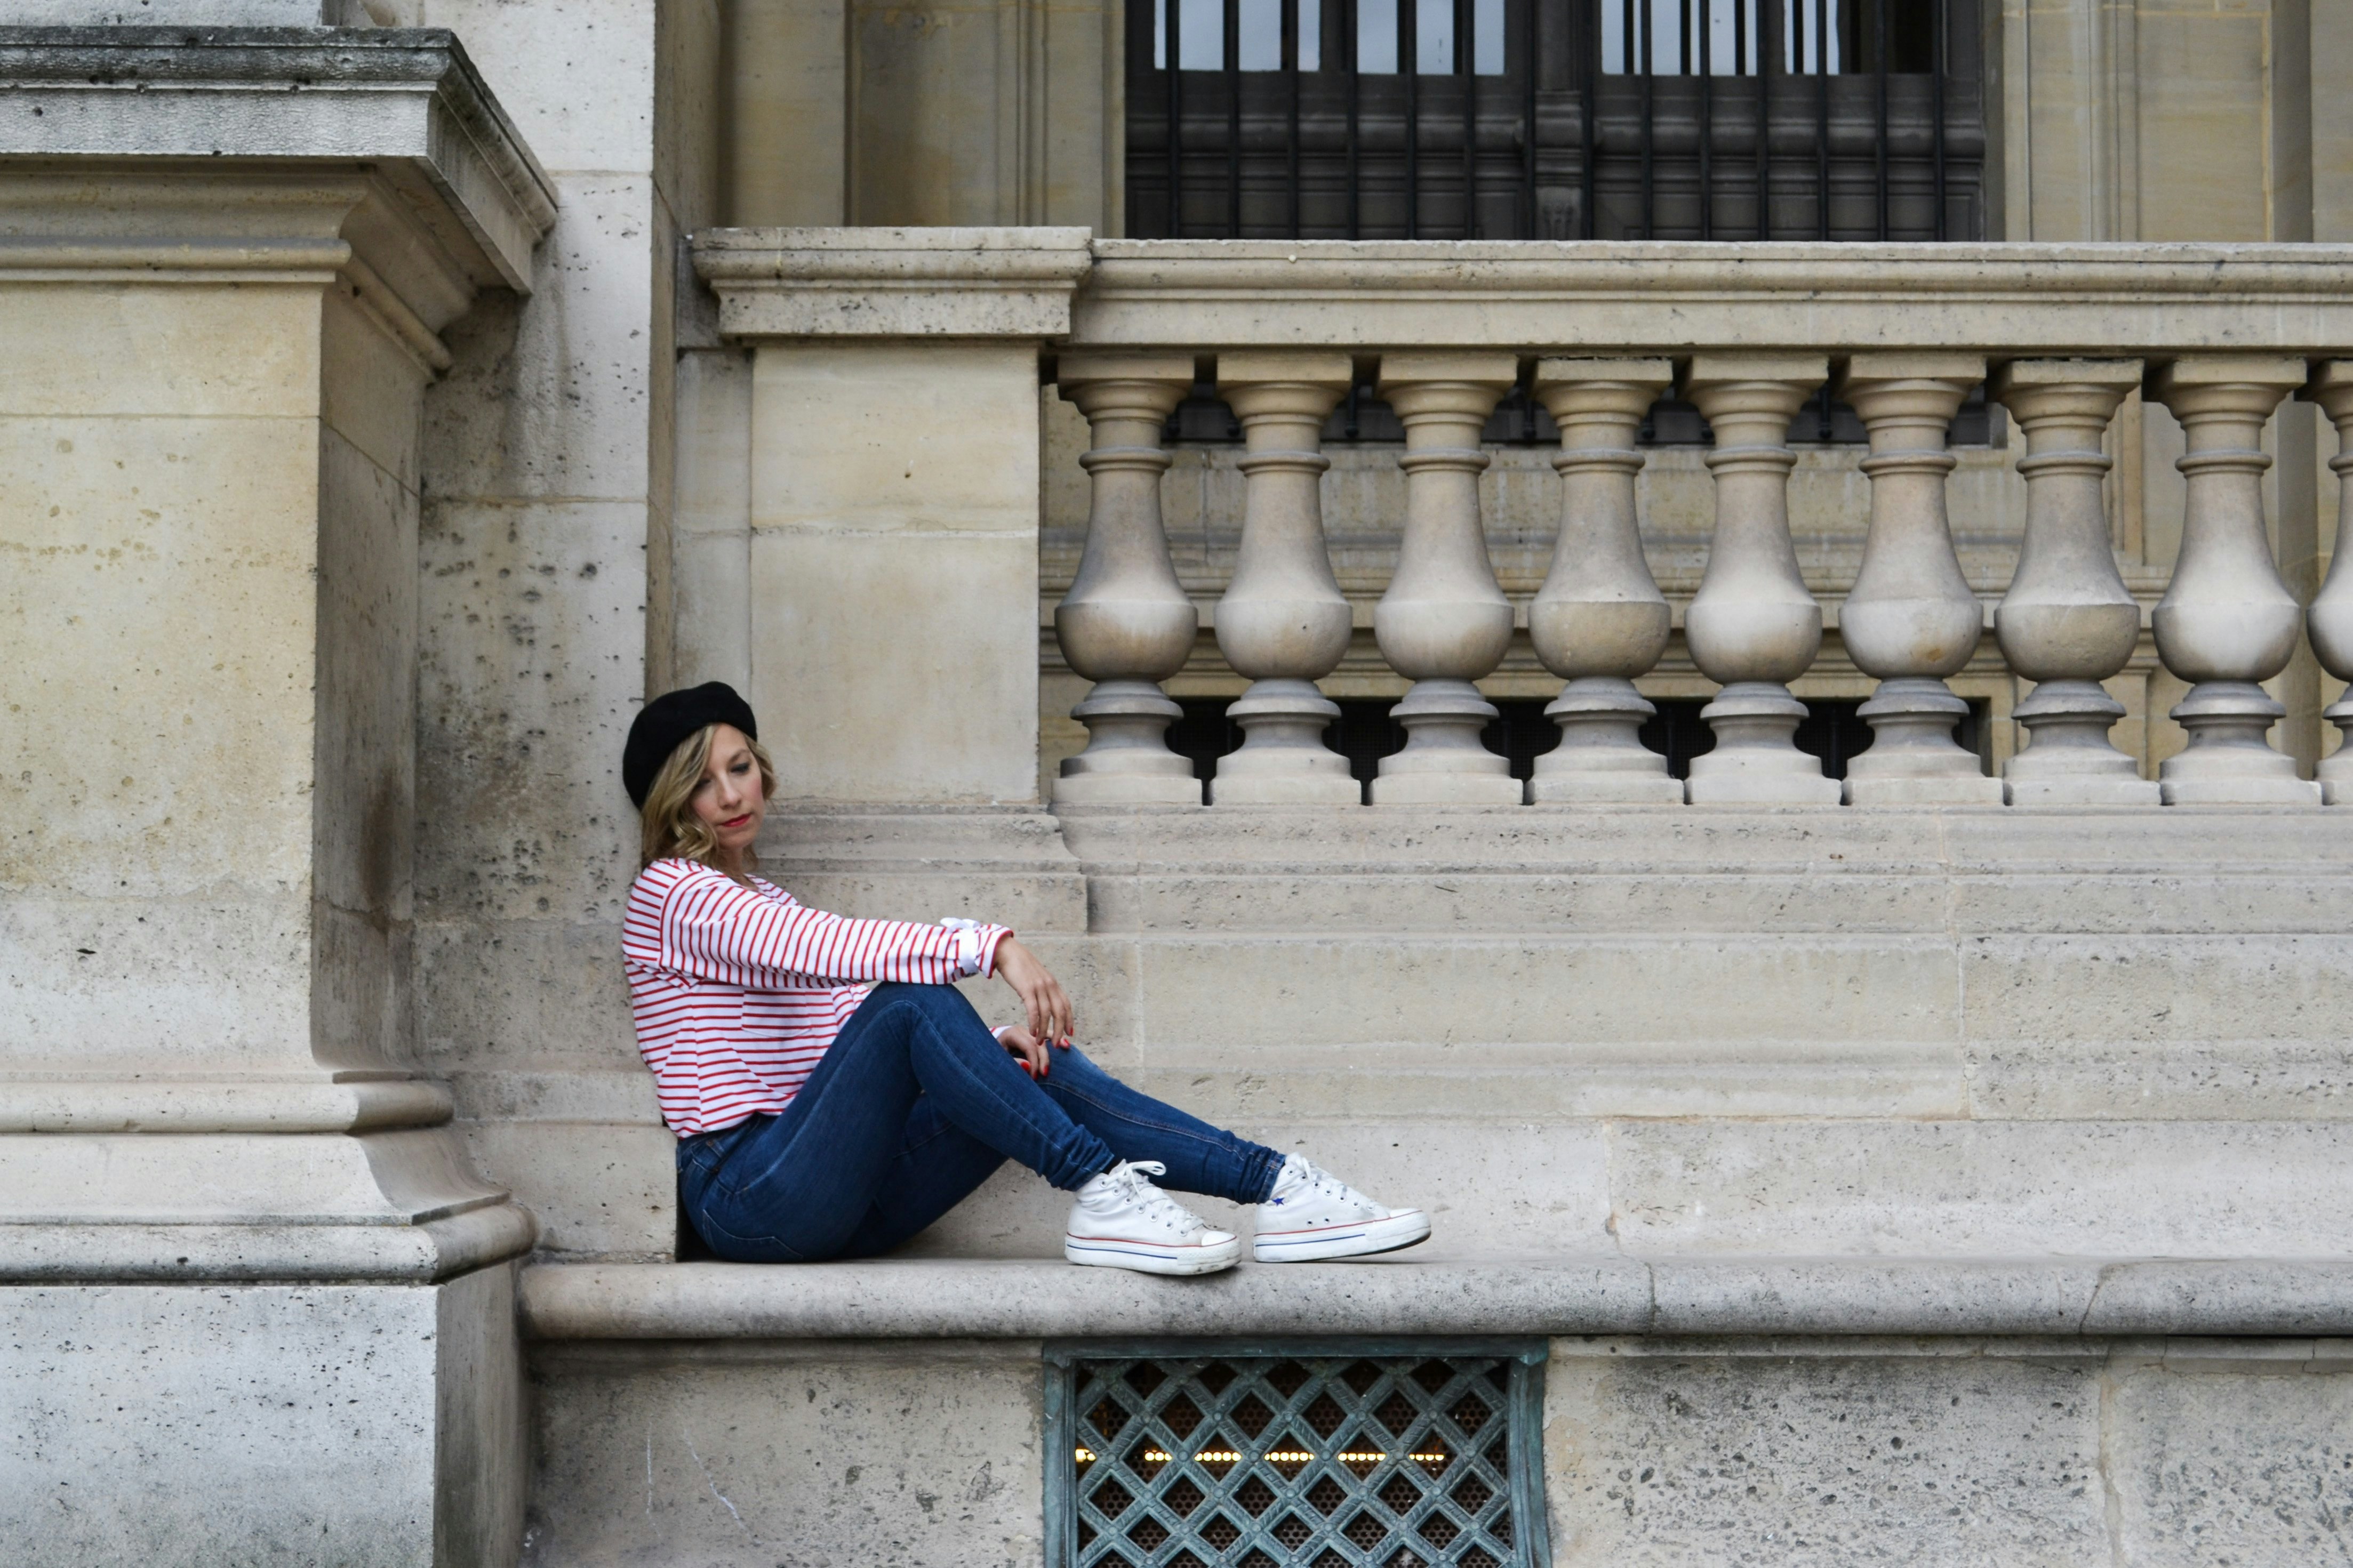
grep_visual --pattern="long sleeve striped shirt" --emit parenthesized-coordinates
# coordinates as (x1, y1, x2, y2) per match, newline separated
(623, 856, 1012, 1136)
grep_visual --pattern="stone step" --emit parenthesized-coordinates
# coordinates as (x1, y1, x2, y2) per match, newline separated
(883, 1116, 2353, 1263)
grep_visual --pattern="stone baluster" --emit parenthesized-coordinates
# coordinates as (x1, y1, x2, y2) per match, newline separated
(1211, 352, 1359, 803)
(1835, 354, 2003, 804)
(1680, 355, 1842, 803)
(2146, 357, 2322, 805)
(1368, 353, 1522, 803)
(1989, 360, 2159, 804)
(1526, 358, 1680, 803)
(1050, 353, 1204, 805)
(2304, 361, 2353, 804)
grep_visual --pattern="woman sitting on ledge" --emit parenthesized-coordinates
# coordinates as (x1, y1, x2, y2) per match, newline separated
(623, 682, 1429, 1276)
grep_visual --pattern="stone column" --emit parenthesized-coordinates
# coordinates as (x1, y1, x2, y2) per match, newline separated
(1680, 355, 1842, 804)
(1210, 352, 1359, 804)
(1989, 360, 2159, 805)
(1835, 354, 2003, 804)
(0, 32, 553, 1564)
(2302, 361, 2353, 805)
(2146, 357, 2322, 805)
(1368, 353, 1521, 804)
(1526, 358, 1680, 803)
(1052, 353, 1202, 805)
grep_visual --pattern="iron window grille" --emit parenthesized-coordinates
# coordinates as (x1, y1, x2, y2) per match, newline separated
(1126, 0, 1983, 242)
(1045, 1342, 1551, 1567)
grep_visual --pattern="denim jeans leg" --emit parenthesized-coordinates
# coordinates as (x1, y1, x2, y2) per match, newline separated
(683, 982, 1120, 1261)
(870, 984, 1118, 1189)
(1033, 1046, 1285, 1204)
(832, 1096, 1009, 1259)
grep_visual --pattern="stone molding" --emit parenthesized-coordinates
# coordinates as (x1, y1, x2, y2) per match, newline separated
(0, 26, 557, 293)
(694, 224, 1094, 338)
(1071, 238, 2353, 352)
(521, 1256, 2353, 1340)
(0, 1203, 534, 1283)
(0, 27, 555, 1283)
(689, 227, 2353, 358)
(0, 1074, 454, 1134)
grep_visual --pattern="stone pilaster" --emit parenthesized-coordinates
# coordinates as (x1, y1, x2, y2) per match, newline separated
(0, 27, 554, 1564)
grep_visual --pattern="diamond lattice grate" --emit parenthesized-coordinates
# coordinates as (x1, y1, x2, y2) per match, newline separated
(1055, 1354, 1534, 1567)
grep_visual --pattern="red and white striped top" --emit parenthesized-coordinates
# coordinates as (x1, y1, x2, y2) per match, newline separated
(623, 857, 1011, 1136)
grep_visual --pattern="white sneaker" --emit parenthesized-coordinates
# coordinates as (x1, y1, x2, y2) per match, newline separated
(1064, 1161, 1243, 1276)
(1253, 1153, 1431, 1262)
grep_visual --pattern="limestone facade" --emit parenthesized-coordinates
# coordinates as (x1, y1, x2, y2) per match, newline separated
(7, 4, 2353, 1565)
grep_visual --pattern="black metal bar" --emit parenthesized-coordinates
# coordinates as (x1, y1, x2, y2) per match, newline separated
(1581, 0, 1598, 237)
(1285, 0, 1301, 236)
(1755, 0, 1771, 237)
(1874, 0, 1888, 240)
(1639, 0, 1654, 237)
(1699, 0, 1712, 239)
(1461, 0, 1477, 238)
(1932, 0, 1947, 240)
(1167, 0, 1183, 235)
(1679, 0, 1691, 76)
(1404, 0, 1420, 237)
(1346, 0, 1361, 237)
(1814, 0, 1828, 239)
(1225, 0, 1243, 236)
(1521, 0, 1537, 237)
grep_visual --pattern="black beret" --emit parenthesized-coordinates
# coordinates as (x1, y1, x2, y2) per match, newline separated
(623, 682, 759, 809)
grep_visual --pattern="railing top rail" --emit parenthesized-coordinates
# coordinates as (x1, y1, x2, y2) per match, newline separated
(1074, 238, 2353, 354)
(691, 228, 2353, 353)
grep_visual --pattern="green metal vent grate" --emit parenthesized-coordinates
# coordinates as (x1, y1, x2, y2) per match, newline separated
(1045, 1344, 1549, 1568)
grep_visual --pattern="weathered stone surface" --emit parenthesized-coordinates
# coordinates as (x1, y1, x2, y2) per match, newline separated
(524, 1339, 1046, 1567)
(2111, 1346, 2353, 1567)
(1543, 1340, 2109, 1566)
(2, 1267, 522, 1567)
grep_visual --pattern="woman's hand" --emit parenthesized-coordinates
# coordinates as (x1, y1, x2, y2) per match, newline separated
(997, 1025, 1058, 1079)
(994, 937, 1074, 1048)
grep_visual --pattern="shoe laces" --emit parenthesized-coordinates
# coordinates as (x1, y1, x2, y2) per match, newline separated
(1275, 1156, 1376, 1213)
(1100, 1160, 1210, 1235)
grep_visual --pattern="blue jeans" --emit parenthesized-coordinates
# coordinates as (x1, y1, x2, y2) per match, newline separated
(676, 982, 1285, 1262)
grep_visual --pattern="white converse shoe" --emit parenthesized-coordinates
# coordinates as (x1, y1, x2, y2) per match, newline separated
(1252, 1153, 1431, 1262)
(1064, 1161, 1243, 1276)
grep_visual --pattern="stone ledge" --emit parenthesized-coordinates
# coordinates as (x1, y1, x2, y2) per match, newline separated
(519, 1256, 2353, 1341)
(695, 226, 1094, 339)
(0, 26, 556, 290)
(1072, 238, 2353, 353)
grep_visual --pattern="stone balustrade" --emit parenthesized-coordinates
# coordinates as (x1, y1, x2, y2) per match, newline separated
(1026, 243, 2353, 808)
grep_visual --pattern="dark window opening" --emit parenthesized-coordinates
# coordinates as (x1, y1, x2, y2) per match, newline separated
(1169, 691, 1988, 799)
(1126, 0, 1985, 243)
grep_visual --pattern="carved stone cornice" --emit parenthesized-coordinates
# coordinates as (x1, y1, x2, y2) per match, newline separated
(693, 225, 1095, 339)
(0, 26, 556, 305)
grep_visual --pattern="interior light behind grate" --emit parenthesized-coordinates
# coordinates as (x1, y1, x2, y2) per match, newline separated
(1047, 1350, 1547, 1567)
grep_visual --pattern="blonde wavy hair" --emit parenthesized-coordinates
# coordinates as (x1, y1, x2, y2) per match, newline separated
(637, 722, 779, 874)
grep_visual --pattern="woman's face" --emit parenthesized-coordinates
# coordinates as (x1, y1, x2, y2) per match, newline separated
(690, 723, 767, 863)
